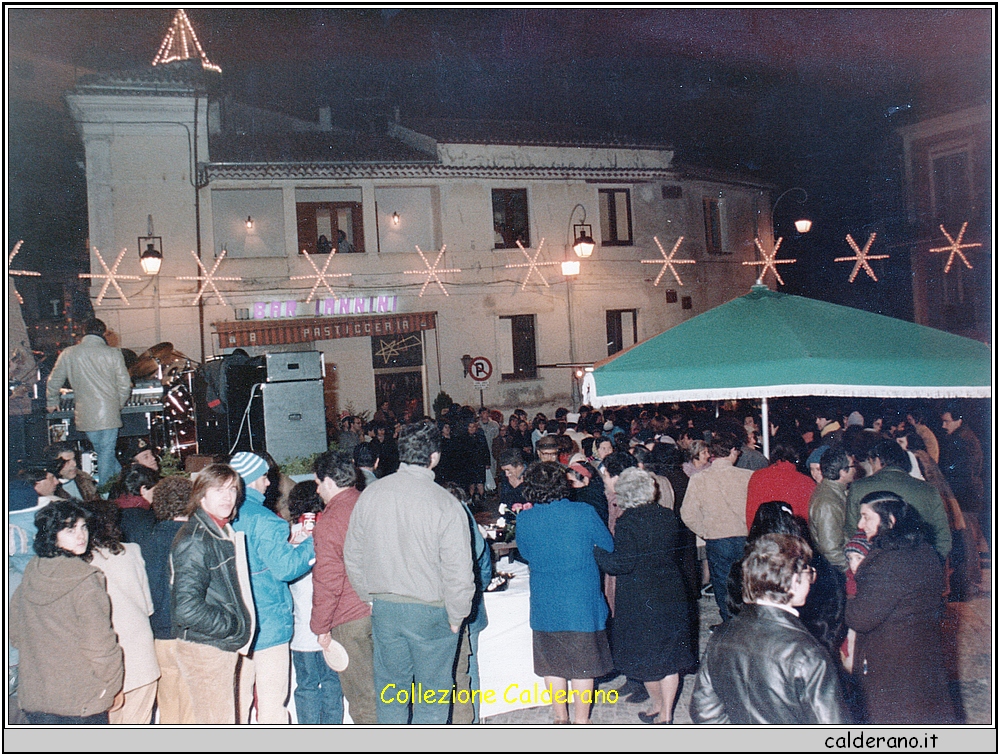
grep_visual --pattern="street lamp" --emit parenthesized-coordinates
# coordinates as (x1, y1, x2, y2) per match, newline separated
(567, 203, 595, 258)
(139, 215, 163, 276)
(139, 214, 163, 342)
(768, 187, 811, 240)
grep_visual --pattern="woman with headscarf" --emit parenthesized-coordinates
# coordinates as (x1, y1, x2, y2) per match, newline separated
(594, 468, 694, 724)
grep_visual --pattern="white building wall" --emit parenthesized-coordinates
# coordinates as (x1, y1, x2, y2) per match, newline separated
(70, 89, 764, 418)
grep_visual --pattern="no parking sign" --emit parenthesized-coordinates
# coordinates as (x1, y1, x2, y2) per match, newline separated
(469, 356, 492, 382)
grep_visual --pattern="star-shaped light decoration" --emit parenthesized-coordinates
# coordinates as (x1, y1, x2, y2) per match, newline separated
(929, 222, 981, 273)
(505, 239, 561, 291)
(290, 249, 353, 303)
(176, 249, 243, 306)
(78, 247, 142, 306)
(641, 235, 695, 286)
(834, 232, 888, 283)
(404, 245, 461, 297)
(8, 240, 41, 305)
(743, 237, 796, 287)
(374, 335, 423, 361)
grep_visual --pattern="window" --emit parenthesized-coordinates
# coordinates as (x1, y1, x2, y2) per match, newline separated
(704, 197, 724, 255)
(931, 151, 972, 228)
(492, 189, 529, 249)
(499, 314, 537, 380)
(296, 202, 364, 255)
(606, 309, 637, 356)
(599, 189, 633, 246)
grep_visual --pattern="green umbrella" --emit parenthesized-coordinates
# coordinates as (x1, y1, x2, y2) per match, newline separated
(583, 285, 991, 452)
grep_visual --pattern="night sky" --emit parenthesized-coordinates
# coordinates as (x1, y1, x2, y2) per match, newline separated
(6, 7, 993, 319)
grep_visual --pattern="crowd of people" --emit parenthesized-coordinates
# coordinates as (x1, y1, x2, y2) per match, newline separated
(8, 390, 989, 725)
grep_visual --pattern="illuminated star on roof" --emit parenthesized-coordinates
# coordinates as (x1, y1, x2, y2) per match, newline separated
(505, 239, 561, 291)
(743, 237, 796, 287)
(404, 245, 461, 297)
(928, 222, 980, 274)
(835, 232, 888, 283)
(79, 247, 142, 306)
(176, 249, 243, 306)
(291, 250, 352, 303)
(152, 9, 221, 72)
(642, 235, 695, 286)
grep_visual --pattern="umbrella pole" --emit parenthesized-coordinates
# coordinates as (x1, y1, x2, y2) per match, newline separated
(761, 397, 770, 460)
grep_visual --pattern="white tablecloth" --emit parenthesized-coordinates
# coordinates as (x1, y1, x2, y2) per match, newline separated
(477, 557, 546, 718)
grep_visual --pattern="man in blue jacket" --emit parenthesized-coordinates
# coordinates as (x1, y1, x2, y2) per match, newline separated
(231, 452, 315, 724)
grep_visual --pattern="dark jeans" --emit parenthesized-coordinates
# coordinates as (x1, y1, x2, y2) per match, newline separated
(706, 536, 746, 623)
(24, 710, 109, 725)
(371, 599, 460, 724)
(292, 650, 344, 724)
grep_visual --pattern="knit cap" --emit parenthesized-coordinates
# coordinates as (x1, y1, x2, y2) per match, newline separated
(844, 530, 871, 559)
(230, 451, 269, 485)
(806, 445, 830, 468)
(846, 411, 865, 427)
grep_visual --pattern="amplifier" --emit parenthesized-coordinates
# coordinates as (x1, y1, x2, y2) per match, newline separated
(265, 351, 324, 383)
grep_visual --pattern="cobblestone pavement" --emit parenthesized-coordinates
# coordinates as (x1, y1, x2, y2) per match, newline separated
(483, 573, 992, 726)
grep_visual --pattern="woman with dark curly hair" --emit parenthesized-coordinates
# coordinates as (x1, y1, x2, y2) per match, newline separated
(144, 476, 195, 723)
(9, 499, 124, 723)
(515, 461, 614, 724)
(846, 491, 958, 724)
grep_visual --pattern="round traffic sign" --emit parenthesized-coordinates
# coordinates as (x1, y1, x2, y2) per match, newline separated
(469, 356, 493, 381)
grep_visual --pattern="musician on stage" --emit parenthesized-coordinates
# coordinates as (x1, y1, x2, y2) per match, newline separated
(45, 319, 132, 486)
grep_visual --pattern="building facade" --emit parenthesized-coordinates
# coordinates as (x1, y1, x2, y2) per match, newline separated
(897, 103, 991, 342)
(67, 58, 771, 420)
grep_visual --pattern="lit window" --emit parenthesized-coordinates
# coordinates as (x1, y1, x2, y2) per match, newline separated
(599, 189, 633, 246)
(492, 189, 529, 249)
(296, 202, 364, 254)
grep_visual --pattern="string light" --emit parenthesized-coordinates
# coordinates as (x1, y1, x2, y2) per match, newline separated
(641, 235, 695, 286)
(505, 239, 560, 291)
(404, 245, 461, 297)
(152, 9, 221, 72)
(835, 232, 888, 282)
(743, 237, 796, 287)
(290, 249, 352, 303)
(176, 249, 243, 306)
(8, 240, 41, 305)
(929, 222, 980, 273)
(78, 247, 141, 306)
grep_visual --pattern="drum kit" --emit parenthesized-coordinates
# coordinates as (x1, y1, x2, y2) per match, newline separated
(128, 342, 200, 457)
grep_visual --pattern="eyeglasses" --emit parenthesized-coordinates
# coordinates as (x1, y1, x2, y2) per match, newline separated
(798, 566, 817, 584)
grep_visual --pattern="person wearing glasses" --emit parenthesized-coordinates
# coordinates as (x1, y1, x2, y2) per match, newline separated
(691, 533, 846, 724)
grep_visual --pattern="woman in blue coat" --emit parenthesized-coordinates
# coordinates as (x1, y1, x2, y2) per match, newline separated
(230, 452, 314, 724)
(516, 461, 614, 724)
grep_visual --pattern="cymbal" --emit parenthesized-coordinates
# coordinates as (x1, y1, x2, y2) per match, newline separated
(141, 342, 175, 363)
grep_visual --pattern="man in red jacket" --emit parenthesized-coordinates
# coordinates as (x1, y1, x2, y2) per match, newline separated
(746, 443, 816, 529)
(312, 450, 377, 724)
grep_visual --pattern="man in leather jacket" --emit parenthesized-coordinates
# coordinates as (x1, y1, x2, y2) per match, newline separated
(808, 446, 856, 572)
(170, 464, 255, 723)
(45, 319, 132, 485)
(691, 534, 846, 724)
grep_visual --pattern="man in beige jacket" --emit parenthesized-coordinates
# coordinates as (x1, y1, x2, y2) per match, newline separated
(344, 420, 474, 724)
(681, 432, 753, 623)
(45, 318, 132, 485)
